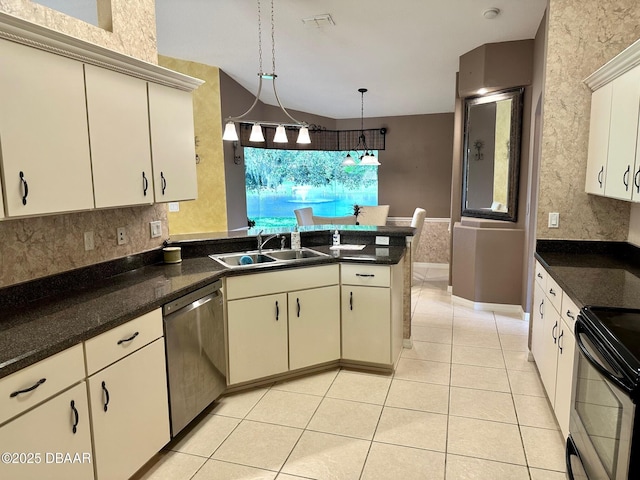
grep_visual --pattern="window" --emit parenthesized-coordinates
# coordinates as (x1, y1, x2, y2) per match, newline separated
(245, 148, 378, 229)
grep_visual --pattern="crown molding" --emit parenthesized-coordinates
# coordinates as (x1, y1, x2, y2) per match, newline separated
(0, 12, 203, 91)
(584, 38, 640, 91)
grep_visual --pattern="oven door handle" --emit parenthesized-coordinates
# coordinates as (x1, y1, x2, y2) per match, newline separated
(575, 321, 634, 394)
(566, 436, 588, 480)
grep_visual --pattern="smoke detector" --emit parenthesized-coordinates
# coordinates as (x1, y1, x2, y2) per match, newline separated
(483, 8, 500, 19)
(302, 14, 335, 27)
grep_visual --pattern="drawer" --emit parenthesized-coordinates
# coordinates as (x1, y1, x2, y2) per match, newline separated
(226, 264, 339, 300)
(534, 261, 547, 287)
(561, 294, 580, 333)
(545, 275, 563, 313)
(341, 264, 390, 287)
(0, 343, 84, 425)
(85, 308, 163, 375)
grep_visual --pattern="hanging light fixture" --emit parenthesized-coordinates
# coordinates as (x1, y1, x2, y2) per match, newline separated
(342, 88, 380, 166)
(222, 0, 310, 144)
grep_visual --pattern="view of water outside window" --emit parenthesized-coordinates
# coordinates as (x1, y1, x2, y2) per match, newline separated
(245, 148, 378, 229)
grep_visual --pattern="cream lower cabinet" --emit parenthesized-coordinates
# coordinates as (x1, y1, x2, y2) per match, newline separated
(289, 285, 341, 370)
(341, 263, 403, 366)
(227, 293, 289, 384)
(226, 265, 340, 385)
(531, 260, 578, 438)
(0, 371, 92, 480)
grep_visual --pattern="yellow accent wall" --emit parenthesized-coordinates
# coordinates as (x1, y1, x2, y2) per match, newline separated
(158, 56, 228, 234)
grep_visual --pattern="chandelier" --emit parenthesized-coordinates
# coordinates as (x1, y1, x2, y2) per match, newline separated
(342, 88, 380, 166)
(222, 0, 310, 145)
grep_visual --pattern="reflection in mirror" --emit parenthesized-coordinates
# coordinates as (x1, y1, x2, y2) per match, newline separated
(462, 88, 523, 222)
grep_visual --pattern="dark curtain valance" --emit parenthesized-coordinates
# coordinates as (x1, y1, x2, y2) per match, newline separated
(238, 124, 386, 151)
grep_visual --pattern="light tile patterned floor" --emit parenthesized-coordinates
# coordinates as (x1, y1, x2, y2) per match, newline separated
(132, 264, 566, 480)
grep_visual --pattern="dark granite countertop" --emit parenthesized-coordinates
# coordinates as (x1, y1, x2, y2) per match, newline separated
(0, 229, 408, 380)
(535, 240, 640, 310)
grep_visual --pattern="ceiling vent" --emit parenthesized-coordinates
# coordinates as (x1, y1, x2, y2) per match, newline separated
(302, 14, 335, 28)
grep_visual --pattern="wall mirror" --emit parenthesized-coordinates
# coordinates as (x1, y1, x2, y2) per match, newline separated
(462, 87, 523, 222)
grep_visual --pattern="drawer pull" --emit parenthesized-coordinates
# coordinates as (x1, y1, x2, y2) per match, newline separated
(539, 299, 544, 318)
(598, 166, 604, 187)
(160, 171, 167, 195)
(350, 291, 353, 311)
(70, 400, 79, 434)
(549, 288, 556, 296)
(117, 331, 139, 345)
(537, 273, 543, 279)
(566, 311, 575, 320)
(142, 171, 149, 196)
(19, 171, 29, 206)
(355, 273, 375, 277)
(624, 165, 631, 191)
(558, 331, 564, 354)
(10, 378, 46, 398)
(297, 298, 301, 318)
(552, 321, 558, 344)
(101, 381, 110, 412)
(275, 300, 279, 321)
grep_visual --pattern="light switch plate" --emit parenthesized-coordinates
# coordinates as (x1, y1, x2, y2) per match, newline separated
(168, 202, 180, 212)
(150, 221, 162, 238)
(549, 212, 559, 228)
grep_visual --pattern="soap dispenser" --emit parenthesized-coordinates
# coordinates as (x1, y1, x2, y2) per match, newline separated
(332, 229, 341, 246)
(291, 226, 301, 250)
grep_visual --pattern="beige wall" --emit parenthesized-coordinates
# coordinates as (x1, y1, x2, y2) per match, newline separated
(536, 0, 639, 240)
(0, 0, 164, 288)
(159, 56, 227, 234)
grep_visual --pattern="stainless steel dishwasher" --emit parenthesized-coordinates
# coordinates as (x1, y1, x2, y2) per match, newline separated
(163, 280, 226, 437)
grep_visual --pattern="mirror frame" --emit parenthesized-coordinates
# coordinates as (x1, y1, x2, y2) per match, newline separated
(461, 87, 524, 222)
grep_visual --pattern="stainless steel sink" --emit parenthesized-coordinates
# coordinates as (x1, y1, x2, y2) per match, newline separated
(209, 248, 327, 268)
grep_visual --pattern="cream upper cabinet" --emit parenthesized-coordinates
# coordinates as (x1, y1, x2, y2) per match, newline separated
(148, 83, 198, 203)
(603, 64, 640, 201)
(585, 82, 612, 195)
(85, 65, 153, 208)
(0, 39, 94, 216)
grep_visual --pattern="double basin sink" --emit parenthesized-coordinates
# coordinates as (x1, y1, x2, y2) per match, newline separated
(209, 247, 328, 268)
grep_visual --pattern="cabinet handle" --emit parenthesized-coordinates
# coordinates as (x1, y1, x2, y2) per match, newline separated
(160, 171, 167, 195)
(296, 297, 301, 317)
(598, 166, 604, 188)
(552, 321, 558, 344)
(350, 291, 353, 311)
(549, 288, 556, 297)
(142, 171, 149, 196)
(623, 165, 630, 191)
(566, 310, 575, 320)
(10, 378, 46, 398)
(117, 331, 139, 345)
(558, 330, 564, 354)
(70, 400, 79, 434)
(635, 168, 640, 194)
(19, 171, 29, 206)
(539, 299, 544, 319)
(275, 300, 279, 321)
(101, 381, 110, 412)
(355, 273, 375, 277)
(537, 272, 543, 279)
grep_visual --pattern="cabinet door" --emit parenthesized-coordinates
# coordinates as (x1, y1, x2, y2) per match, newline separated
(88, 339, 169, 480)
(0, 39, 94, 216)
(148, 83, 198, 202)
(0, 382, 93, 480)
(539, 303, 561, 404)
(85, 65, 153, 208)
(604, 65, 640, 201)
(289, 286, 340, 370)
(585, 82, 612, 195)
(341, 286, 391, 365)
(227, 293, 288, 384)
(531, 281, 546, 364)
(555, 318, 577, 439)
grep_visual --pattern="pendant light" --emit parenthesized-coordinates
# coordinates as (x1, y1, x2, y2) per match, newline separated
(222, 0, 310, 144)
(342, 88, 380, 166)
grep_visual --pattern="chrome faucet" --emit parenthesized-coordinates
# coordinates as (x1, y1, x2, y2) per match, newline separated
(257, 230, 282, 253)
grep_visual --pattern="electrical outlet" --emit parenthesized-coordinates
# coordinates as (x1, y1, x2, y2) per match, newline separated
(117, 227, 127, 245)
(150, 221, 162, 238)
(168, 202, 180, 212)
(84, 231, 94, 251)
(548, 212, 560, 228)
(375, 236, 390, 245)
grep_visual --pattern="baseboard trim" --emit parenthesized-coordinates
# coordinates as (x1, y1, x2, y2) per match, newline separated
(451, 295, 524, 315)
(403, 338, 413, 349)
(414, 261, 449, 269)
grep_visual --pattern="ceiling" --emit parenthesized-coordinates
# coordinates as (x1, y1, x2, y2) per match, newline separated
(36, 0, 547, 119)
